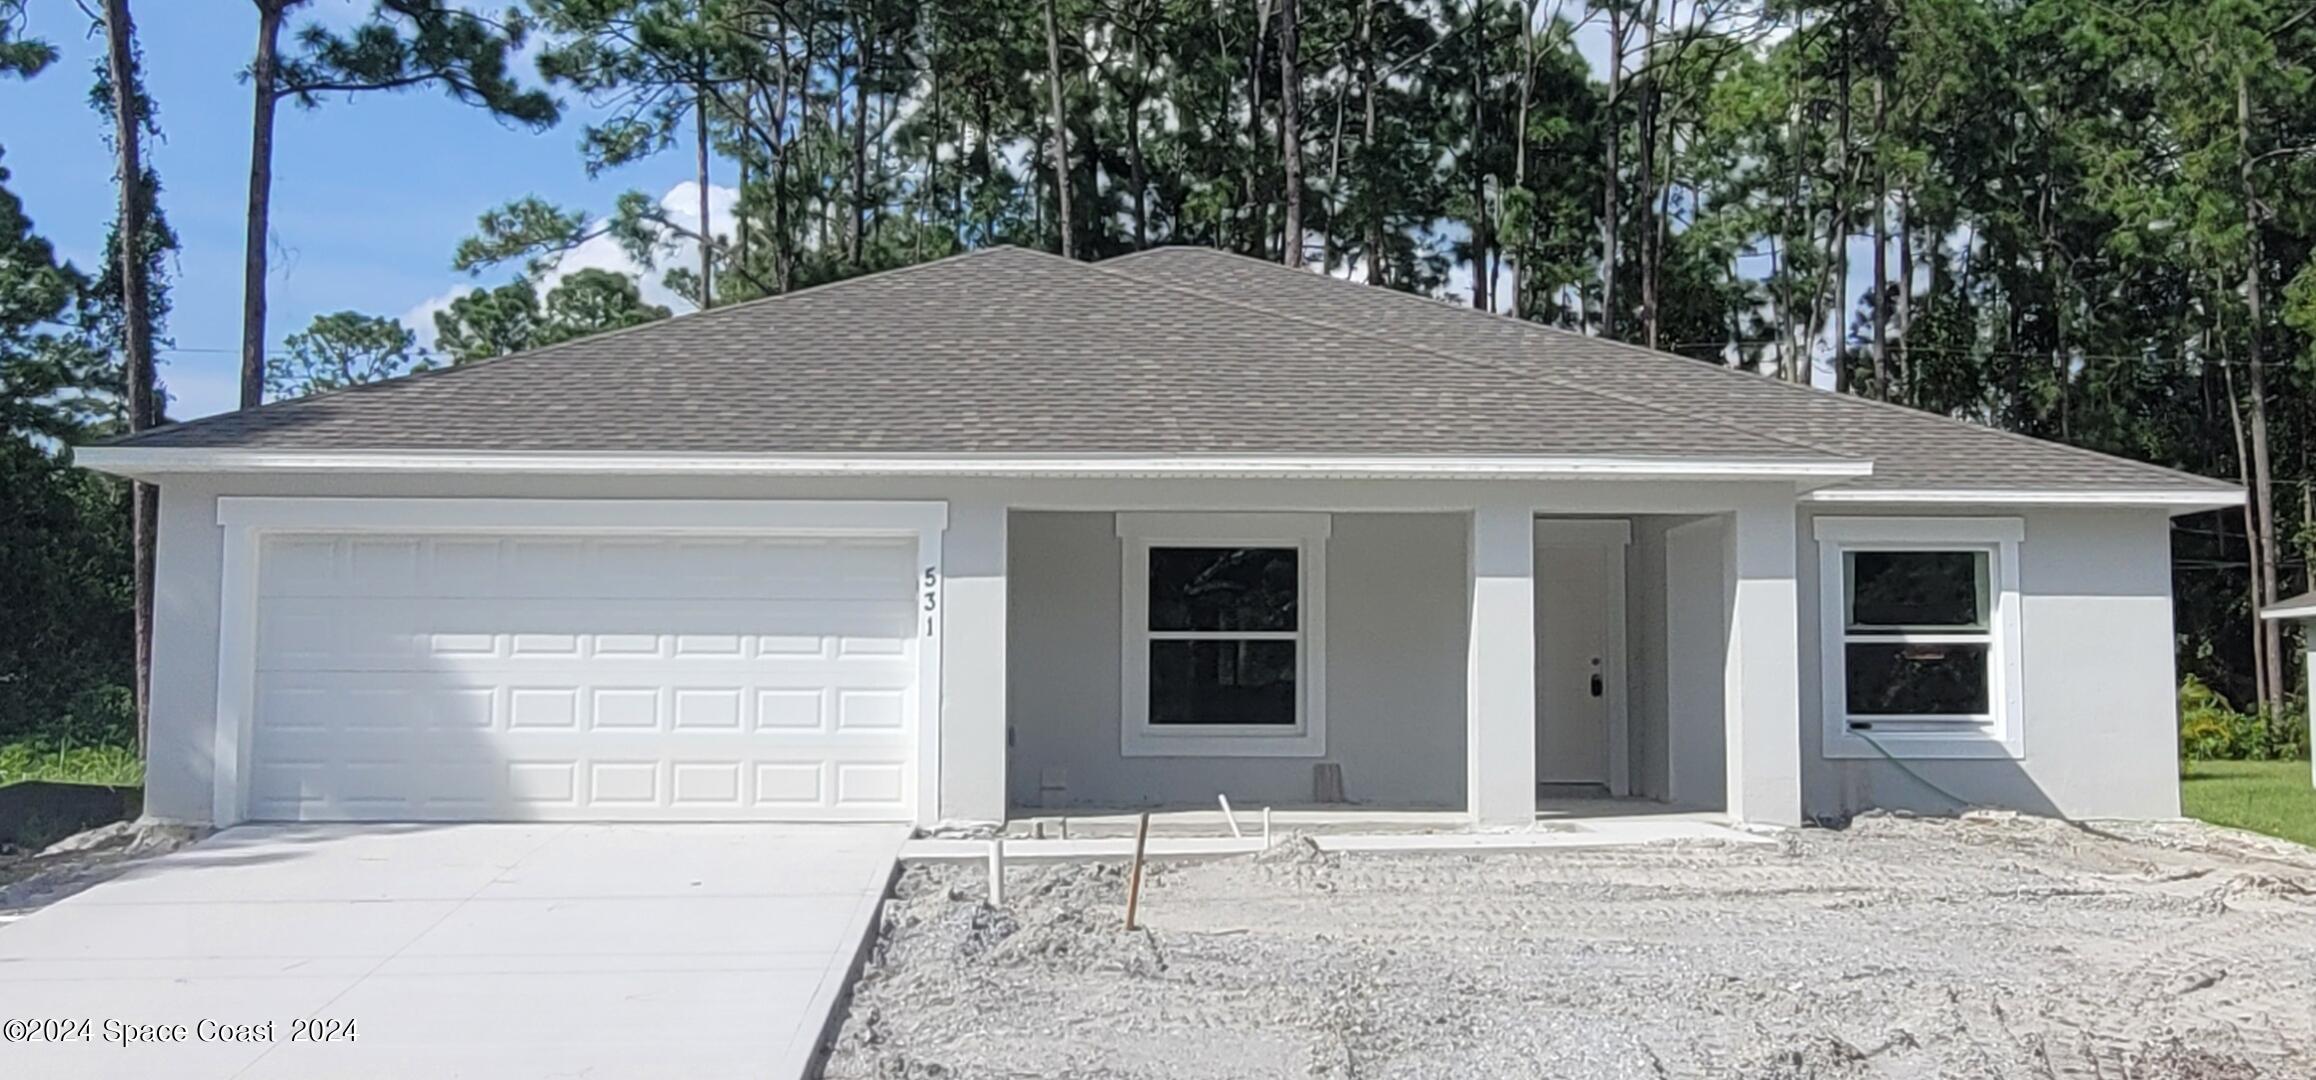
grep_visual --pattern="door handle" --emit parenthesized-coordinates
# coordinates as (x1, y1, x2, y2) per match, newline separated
(1590, 674, 1603, 698)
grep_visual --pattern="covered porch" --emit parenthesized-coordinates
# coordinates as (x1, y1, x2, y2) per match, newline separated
(937, 486, 1807, 829)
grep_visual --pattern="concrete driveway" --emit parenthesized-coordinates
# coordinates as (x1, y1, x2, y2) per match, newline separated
(0, 822, 905, 1079)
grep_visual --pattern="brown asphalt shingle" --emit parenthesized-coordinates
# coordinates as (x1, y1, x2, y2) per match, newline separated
(106, 245, 2234, 496)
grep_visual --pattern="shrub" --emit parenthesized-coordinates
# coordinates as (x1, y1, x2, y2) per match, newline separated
(2179, 675, 2312, 762)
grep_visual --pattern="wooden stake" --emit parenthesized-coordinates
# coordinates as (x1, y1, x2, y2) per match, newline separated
(1123, 811, 1151, 931)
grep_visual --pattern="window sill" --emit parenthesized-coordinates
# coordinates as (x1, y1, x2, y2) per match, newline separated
(1121, 727, 1327, 758)
(1823, 727, 2023, 761)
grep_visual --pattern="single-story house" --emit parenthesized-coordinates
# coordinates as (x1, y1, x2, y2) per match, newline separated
(77, 246, 2241, 830)
(2256, 593, 2316, 790)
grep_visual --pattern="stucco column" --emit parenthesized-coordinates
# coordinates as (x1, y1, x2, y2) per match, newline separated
(938, 500, 1008, 824)
(1467, 503, 1538, 827)
(1722, 496, 1803, 826)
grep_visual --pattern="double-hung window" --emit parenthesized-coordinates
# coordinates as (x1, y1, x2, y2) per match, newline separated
(1117, 513, 1328, 757)
(1814, 517, 2024, 759)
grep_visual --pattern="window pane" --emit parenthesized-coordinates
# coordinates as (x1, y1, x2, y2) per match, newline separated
(1149, 547, 1298, 632)
(1847, 550, 1987, 630)
(1845, 642, 1989, 716)
(1149, 640, 1297, 726)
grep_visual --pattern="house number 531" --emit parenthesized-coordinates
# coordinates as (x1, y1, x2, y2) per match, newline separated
(920, 567, 939, 637)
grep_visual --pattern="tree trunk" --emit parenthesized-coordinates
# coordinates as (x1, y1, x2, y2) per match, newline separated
(1245, 0, 1271, 261)
(1897, 189, 1913, 405)
(696, 80, 714, 307)
(2238, 73, 2284, 711)
(1468, 0, 1489, 311)
(1870, 74, 1889, 400)
(772, 13, 794, 290)
(1637, 0, 1660, 347)
(1512, 0, 1537, 319)
(241, 0, 284, 409)
(1831, 4, 1852, 395)
(1127, 85, 1148, 248)
(1323, 77, 1345, 271)
(1600, 3, 1624, 337)
(105, 0, 157, 755)
(850, 26, 870, 268)
(2223, 355, 2269, 714)
(1360, 0, 1382, 285)
(1041, 0, 1073, 258)
(1782, 95, 1804, 382)
(1278, 0, 1304, 267)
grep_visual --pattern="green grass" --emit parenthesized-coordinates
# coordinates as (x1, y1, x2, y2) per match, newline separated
(2181, 760, 2316, 848)
(0, 739, 144, 787)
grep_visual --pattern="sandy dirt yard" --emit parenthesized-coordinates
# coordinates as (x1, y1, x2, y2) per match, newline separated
(824, 813, 2316, 1079)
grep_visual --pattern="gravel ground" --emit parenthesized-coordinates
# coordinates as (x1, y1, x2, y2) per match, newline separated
(824, 813, 2316, 1079)
(0, 821, 203, 918)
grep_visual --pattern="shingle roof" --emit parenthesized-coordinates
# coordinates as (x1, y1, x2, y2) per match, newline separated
(107, 244, 2234, 497)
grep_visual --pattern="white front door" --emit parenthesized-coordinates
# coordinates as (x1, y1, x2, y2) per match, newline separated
(247, 531, 922, 822)
(1534, 521, 1629, 790)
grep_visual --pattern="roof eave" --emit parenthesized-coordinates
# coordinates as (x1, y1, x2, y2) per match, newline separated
(73, 446, 1873, 485)
(1802, 485, 2244, 516)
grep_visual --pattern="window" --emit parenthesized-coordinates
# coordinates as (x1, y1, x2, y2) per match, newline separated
(1814, 517, 2023, 760)
(1118, 513, 1328, 757)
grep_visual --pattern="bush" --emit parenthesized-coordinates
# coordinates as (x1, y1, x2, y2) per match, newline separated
(2180, 675, 2311, 762)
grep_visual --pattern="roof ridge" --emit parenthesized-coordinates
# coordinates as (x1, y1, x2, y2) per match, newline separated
(105, 245, 1033, 447)
(1116, 246, 2229, 491)
(1087, 248, 1858, 463)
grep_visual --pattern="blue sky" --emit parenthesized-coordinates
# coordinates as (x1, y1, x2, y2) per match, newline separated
(5, 0, 710, 420)
(5, 2, 1846, 419)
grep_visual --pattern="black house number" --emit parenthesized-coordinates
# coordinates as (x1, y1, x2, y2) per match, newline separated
(921, 566, 939, 637)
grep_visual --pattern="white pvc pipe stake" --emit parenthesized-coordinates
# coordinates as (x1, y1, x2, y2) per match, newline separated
(1217, 794, 1243, 838)
(1263, 806, 1273, 848)
(987, 837, 1005, 908)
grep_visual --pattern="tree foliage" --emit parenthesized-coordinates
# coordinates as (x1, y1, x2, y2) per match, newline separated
(268, 310, 434, 399)
(12, 0, 2316, 748)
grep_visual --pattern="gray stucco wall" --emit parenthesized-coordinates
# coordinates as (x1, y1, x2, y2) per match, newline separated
(1795, 507, 2183, 821)
(136, 470, 2185, 825)
(1006, 510, 1469, 810)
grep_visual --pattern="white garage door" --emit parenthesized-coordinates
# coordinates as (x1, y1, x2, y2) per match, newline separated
(247, 531, 922, 822)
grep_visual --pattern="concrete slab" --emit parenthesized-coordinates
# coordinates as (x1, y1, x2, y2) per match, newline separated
(904, 814, 1773, 865)
(0, 822, 904, 1080)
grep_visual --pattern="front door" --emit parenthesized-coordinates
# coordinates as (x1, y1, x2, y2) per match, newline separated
(1534, 521, 1628, 791)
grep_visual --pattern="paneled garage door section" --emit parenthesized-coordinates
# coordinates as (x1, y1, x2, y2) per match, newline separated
(248, 532, 921, 821)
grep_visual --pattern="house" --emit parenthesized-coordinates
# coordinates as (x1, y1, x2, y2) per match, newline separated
(2256, 593, 2316, 790)
(76, 245, 2241, 830)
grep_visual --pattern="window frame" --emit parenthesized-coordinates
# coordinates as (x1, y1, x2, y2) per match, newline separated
(1116, 512, 1329, 757)
(1814, 516, 2025, 760)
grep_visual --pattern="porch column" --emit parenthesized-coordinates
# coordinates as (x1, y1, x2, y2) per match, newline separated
(1467, 502, 1538, 827)
(939, 500, 1008, 824)
(1722, 496, 1803, 826)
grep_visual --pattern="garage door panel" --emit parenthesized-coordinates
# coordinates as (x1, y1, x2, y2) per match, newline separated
(262, 535, 915, 604)
(248, 529, 924, 822)
(255, 600, 914, 672)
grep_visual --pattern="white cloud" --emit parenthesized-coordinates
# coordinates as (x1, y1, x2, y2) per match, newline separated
(399, 283, 477, 353)
(406, 180, 741, 347)
(531, 180, 740, 312)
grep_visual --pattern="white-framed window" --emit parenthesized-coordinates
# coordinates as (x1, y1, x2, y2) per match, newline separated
(1116, 512, 1328, 757)
(1813, 516, 2025, 760)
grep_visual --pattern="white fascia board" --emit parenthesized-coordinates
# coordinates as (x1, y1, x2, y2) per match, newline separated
(2260, 597, 2316, 621)
(214, 496, 947, 535)
(75, 446, 1874, 483)
(1802, 486, 2243, 515)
